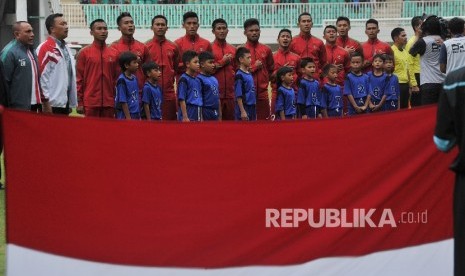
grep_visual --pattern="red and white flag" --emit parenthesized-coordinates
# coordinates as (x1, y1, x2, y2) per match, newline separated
(2, 106, 455, 275)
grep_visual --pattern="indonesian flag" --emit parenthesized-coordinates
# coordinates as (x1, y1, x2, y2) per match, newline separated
(2, 106, 455, 275)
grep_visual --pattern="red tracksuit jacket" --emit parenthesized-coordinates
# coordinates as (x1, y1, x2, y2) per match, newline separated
(362, 38, 393, 72)
(336, 36, 362, 54)
(325, 43, 350, 86)
(290, 32, 327, 79)
(111, 37, 151, 90)
(146, 37, 180, 101)
(212, 39, 236, 99)
(174, 34, 212, 75)
(76, 41, 119, 108)
(242, 41, 274, 100)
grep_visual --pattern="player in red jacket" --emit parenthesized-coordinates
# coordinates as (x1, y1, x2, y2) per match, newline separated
(111, 12, 151, 92)
(146, 15, 180, 120)
(290, 12, 327, 79)
(272, 29, 300, 117)
(362, 18, 393, 72)
(211, 18, 236, 120)
(240, 18, 274, 120)
(336, 16, 362, 56)
(175, 11, 212, 77)
(76, 19, 119, 118)
(324, 25, 350, 87)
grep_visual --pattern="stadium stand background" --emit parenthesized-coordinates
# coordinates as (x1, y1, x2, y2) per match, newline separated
(54, 0, 464, 46)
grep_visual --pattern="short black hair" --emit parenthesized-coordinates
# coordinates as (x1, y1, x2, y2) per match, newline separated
(300, 57, 315, 68)
(411, 16, 423, 31)
(391, 27, 405, 41)
(278, 28, 292, 38)
(182, 50, 198, 65)
(350, 51, 364, 61)
(372, 53, 385, 62)
(243, 18, 260, 30)
(183, 11, 198, 23)
(336, 16, 350, 26)
(322, 63, 338, 76)
(298, 12, 312, 23)
(117, 12, 132, 26)
(90, 19, 106, 30)
(324, 25, 337, 34)
(365, 18, 379, 28)
(151, 15, 167, 26)
(448, 17, 465, 35)
(45, 13, 63, 34)
(142, 61, 160, 76)
(118, 51, 138, 72)
(421, 15, 442, 36)
(276, 66, 294, 87)
(235, 47, 250, 63)
(384, 54, 394, 63)
(198, 51, 215, 63)
(212, 18, 227, 29)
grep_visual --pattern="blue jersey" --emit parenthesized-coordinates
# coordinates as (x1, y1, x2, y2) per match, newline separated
(344, 72, 370, 99)
(177, 73, 203, 107)
(142, 81, 163, 120)
(198, 73, 220, 109)
(321, 83, 343, 111)
(275, 86, 296, 116)
(367, 72, 388, 101)
(297, 78, 322, 107)
(385, 74, 401, 101)
(235, 69, 256, 106)
(115, 73, 140, 119)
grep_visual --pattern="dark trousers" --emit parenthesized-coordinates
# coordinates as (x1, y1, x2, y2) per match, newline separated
(410, 73, 422, 107)
(220, 98, 235, 121)
(161, 99, 177, 121)
(454, 173, 465, 276)
(399, 83, 410, 109)
(421, 83, 442, 105)
(84, 107, 114, 118)
(52, 107, 71, 115)
(30, 104, 42, 113)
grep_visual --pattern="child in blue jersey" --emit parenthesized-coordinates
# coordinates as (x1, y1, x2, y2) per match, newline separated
(367, 54, 388, 112)
(141, 62, 163, 120)
(321, 64, 343, 118)
(297, 58, 322, 119)
(178, 50, 202, 122)
(344, 52, 371, 116)
(383, 55, 401, 111)
(234, 47, 256, 121)
(198, 51, 221, 121)
(275, 66, 296, 120)
(115, 51, 140, 120)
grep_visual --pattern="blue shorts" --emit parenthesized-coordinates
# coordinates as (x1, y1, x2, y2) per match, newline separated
(235, 104, 256, 121)
(347, 96, 367, 116)
(275, 113, 296, 120)
(369, 98, 384, 112)
(384, 99, 398, 111)
(116, 111, 141, 120)
(202, 107, 220, 121)
(327, 108, 343, 118)
(178, 104, 201, 121)
(305, 105, 320, 119)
